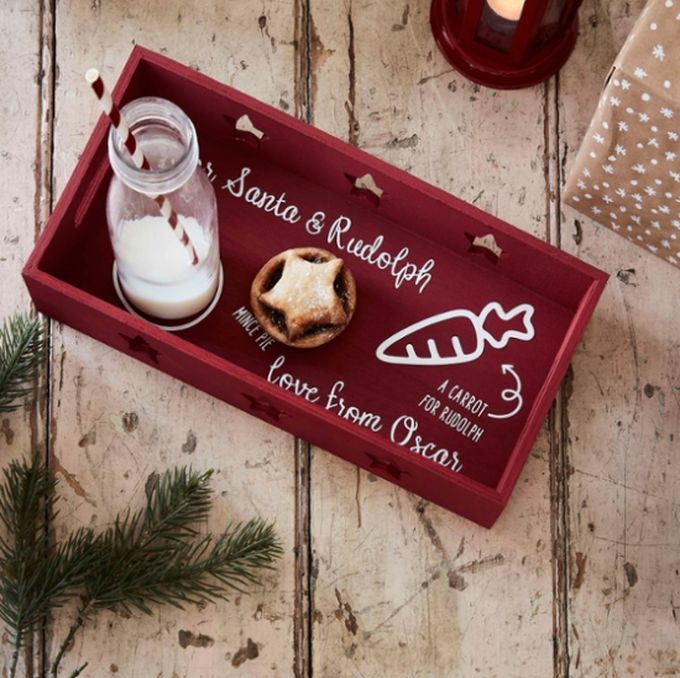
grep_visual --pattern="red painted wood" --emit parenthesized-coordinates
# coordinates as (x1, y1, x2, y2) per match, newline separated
(23, 46, 607, 527)
(430, 0, 583, 89)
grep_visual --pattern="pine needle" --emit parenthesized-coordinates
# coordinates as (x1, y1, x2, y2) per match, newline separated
(0, 457, 97, 678)
(90, 518, 282, 616)
(0, 313, 47, 414)
(51, 467, 282, 676)
(80, 468, 281, 615)
(0, 311, 284, 677)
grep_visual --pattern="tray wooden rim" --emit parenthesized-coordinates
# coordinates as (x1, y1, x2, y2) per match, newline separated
(22, 45, 609, 518)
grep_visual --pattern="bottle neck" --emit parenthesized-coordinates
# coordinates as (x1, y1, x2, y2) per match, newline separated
(108, 97, 198, 195)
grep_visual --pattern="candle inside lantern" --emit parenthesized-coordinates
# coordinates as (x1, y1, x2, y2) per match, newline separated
(486, 0, 526, 21)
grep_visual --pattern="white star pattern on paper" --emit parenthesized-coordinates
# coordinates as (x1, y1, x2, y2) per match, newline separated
(567, 1, 680, 272)
(258, 252, 347, 340)
(652, 44, 666, 60)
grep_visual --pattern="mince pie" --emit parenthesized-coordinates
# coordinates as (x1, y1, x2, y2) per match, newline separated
(250, 247, 357, 348)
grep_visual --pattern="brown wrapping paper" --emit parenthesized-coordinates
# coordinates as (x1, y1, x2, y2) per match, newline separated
(564, 0, 680, 268)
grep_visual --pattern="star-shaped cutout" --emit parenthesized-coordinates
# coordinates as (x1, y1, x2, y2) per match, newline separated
(366, 454, 409, 480)
(242, 394, 287, 422)
(119, 334, 160, 364)
(259, 252, 347, 340)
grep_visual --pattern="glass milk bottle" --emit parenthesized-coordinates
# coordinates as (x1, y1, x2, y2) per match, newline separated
(106, 97, 220, 323)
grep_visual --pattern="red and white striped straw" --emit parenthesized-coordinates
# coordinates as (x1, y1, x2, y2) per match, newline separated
(85, 68, 199, 266)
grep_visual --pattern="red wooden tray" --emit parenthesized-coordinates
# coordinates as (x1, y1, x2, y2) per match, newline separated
(23, 46, 607, 527)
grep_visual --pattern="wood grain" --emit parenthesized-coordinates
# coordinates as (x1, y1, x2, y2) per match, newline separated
(0, 2, 53, 675)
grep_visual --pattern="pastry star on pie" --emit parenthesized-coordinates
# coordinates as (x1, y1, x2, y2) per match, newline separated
(250, 247, 357, 348)
(260, 252, 346, 338)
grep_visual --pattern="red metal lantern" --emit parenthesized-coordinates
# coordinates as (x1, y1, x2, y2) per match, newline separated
(431, 0, 584, 89)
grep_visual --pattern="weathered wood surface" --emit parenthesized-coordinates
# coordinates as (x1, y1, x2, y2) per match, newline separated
(0, 3, 52, 676)
(559, 1, 680, 676)
(1, 0, 678, 676)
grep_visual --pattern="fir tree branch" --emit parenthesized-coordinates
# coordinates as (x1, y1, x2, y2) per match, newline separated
(51, 469, 282, 677)
(50, 614, 86, 678)
(68, 663, 88, 678)
(50, 467, 214, 676)
(142, 466, 214, 540)
(0, 457, 97, 678)
(8, 631, 22, 678)
(0, 312, 284, 678)
(0, 313, 47, 414)
(90, 518, 282, 615)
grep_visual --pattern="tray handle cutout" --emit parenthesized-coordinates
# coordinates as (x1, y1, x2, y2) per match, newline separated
(465, 232, 503, 263)
(365, 453, 408, 480)
(74, 155, 111, 229)
(345, 172, 384, 206)
(242, 393, 288, 422)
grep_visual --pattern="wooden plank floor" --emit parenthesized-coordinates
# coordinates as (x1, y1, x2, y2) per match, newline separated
(1, 0, 678, 676)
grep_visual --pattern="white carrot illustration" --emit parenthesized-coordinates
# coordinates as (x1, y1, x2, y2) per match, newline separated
(375, 301, 535, 366)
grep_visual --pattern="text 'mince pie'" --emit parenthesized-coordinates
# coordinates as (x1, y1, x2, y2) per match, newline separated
(250, 247, 357, 348)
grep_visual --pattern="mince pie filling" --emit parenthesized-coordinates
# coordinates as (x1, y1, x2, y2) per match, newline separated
(250, 247, 357, 348)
